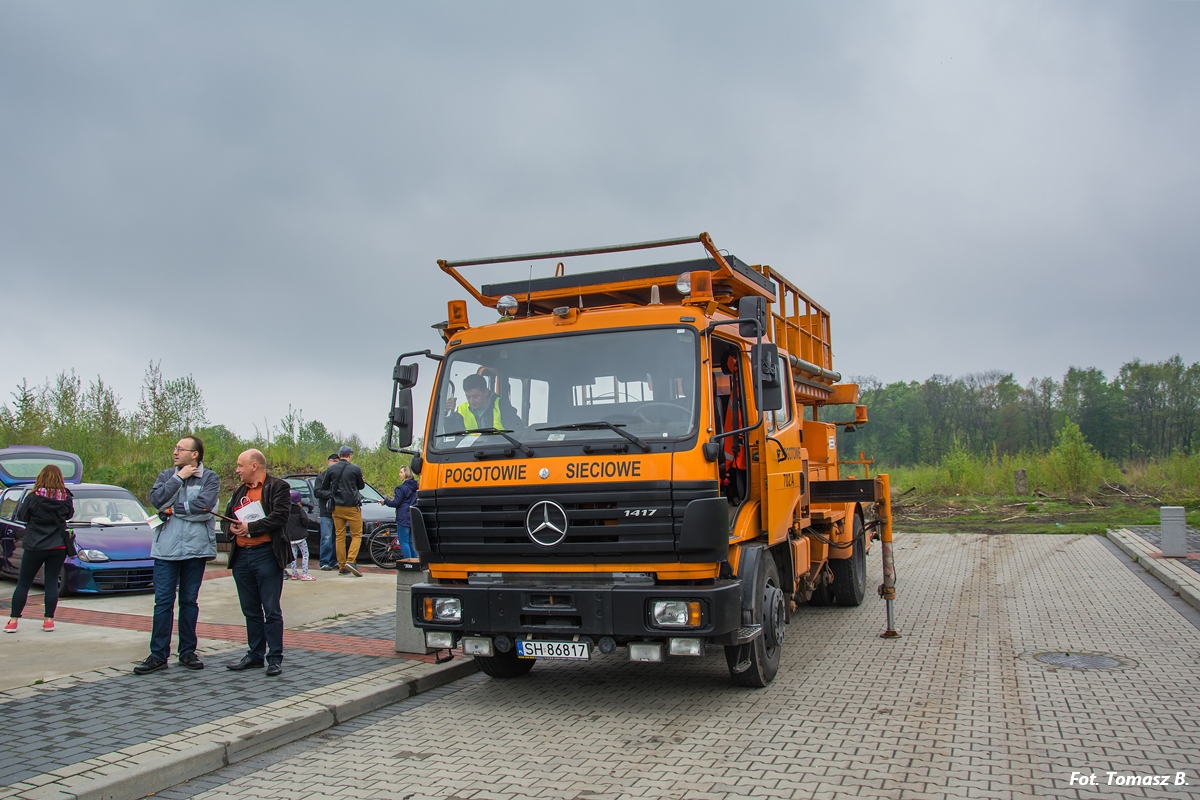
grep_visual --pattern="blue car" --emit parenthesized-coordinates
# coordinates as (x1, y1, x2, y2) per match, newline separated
(0, 446, 156, 594)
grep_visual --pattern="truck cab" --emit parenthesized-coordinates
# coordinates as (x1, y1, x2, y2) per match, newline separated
(388, 234, 895, 686)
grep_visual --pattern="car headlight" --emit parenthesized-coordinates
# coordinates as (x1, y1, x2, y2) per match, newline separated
(77, 549, 110, 563)
(651, 600, 701, 628)
(422, 596, 462, 623)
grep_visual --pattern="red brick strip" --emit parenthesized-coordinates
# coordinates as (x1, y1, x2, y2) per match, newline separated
(50, 606, 439, 662)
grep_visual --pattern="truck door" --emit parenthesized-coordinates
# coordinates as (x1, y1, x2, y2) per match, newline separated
(758, 353, 803, 546)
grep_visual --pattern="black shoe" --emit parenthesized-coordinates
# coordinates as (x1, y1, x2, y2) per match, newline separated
(133, 656, 168, 675)
(226, 654, 265, 671)
(179, 652, 205, 670)
(339, 568, 350, 575)
(266, 660, 283, 677)
(320, 565, 334, 571)
(346, 563, 363, 577)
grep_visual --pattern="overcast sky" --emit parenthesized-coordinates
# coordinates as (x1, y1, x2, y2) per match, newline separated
(2, 2, 1197, 441)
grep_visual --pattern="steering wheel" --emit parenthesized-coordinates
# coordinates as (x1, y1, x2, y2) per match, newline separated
(634, 403, 691, 426)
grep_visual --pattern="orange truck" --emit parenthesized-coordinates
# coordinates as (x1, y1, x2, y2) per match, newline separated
(386, 233, 896, 687)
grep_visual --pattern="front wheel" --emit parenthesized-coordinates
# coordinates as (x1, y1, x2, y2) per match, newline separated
(727, 554, 785, 687)
(367, 525, 400, 568)
(475, 646, 536, 678)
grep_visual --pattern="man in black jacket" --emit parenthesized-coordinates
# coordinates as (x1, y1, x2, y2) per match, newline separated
(221, 449, 292, 676)
(318, 445, 365, 577)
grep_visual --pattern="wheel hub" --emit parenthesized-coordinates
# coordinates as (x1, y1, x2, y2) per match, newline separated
(763, 584, 785, 647)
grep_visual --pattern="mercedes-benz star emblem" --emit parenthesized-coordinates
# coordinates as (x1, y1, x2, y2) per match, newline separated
(525, 500, 569, 548)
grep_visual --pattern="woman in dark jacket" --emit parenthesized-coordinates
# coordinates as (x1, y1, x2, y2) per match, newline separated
(5, 465, 75, 633)
(383, 465, 419, 560)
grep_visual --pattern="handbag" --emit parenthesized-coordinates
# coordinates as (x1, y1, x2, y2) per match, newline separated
(64, 528, 78, 558)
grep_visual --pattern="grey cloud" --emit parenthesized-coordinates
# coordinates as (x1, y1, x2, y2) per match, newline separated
(1, 1, 1197, 435)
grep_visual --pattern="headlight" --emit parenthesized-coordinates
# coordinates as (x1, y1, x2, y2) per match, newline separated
(651, 600, 701, 628)
(77, 549, 110, 562)
(422, 596, 462, 623)
(675, 273, 691, 296)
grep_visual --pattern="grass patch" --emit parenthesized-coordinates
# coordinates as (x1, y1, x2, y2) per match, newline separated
(892, 492, 1197, 535)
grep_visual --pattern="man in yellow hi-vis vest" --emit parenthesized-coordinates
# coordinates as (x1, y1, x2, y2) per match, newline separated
(452, 373, 521, 431)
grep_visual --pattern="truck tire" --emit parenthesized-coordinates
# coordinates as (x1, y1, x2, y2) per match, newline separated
(830, 513, 866, 606)
(726, 555, 784, 687)
(474, 647, 536, 679)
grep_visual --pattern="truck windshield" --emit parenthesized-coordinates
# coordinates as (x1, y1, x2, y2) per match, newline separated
(430, 327, 698, 451)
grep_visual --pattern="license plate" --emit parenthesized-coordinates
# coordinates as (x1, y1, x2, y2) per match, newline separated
(516, 640, 590, 660)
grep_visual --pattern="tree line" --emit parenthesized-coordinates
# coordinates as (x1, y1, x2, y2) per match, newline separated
(832, 355, 1200, 466)
(0, 363, 402, 501)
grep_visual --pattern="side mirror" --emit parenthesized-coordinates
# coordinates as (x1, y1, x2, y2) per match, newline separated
(409, 454, 423, 475)
(752, 343, 783, 411)
(389, 388, 415, 448)
(738, 296, 767, 339)
(394, 362, 419, 390)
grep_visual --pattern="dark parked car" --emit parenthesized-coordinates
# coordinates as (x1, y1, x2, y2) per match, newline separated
(284, 473, 395, 564)
(0, 483, 156, 594)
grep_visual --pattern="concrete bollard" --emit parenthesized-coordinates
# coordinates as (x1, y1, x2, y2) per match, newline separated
(1160, 506, 1187, 558)
(396, 564, 434, 654)
(1014, 469, 1028, 496)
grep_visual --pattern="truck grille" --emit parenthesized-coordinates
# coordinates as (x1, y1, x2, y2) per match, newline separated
(417, 481, 717, 562)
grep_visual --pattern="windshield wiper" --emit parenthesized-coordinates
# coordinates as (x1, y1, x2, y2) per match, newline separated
(440, 428, 533, 457)
(536, 421, 652, 453)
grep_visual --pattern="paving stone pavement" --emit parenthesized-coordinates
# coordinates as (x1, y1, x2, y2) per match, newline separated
(0, 644, 399, 787)
(147, 533, 1200, 800)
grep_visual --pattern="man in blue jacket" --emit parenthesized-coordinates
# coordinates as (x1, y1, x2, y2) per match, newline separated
(135, 435, 220, 675)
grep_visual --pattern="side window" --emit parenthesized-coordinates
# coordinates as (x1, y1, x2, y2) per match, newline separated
(286, 479, 313, 504)
(0, 489, 26, 521)
(765, 355, 794, 432)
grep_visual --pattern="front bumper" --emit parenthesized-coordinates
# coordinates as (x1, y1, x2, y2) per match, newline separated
(411, 580, 743, 642)
(63, 559, 156, 593)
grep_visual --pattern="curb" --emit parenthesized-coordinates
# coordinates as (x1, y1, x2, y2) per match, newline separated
(1107, 528, 1200, 614)
(9, 657, 479, 800)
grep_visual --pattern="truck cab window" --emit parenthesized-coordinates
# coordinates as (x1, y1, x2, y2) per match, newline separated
(431, 328, 698, 452)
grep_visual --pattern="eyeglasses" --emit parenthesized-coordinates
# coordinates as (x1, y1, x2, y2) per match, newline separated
(173, 446, 197, 453)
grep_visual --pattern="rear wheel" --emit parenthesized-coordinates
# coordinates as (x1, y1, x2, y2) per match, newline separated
(475, 646, 536, 678)
(367, 525, 400, 568)
(727, 554, 785, 687)
(830, 513, 867, 606)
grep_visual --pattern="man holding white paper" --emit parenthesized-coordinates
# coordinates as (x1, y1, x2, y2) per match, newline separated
(221, 449, 293, 676)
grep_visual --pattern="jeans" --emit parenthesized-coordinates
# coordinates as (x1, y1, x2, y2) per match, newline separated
(332, 506, 363, 568)
(397, 524, 417, 559)
(318, 516, 335, 567)
(9, 548, 68, 619)
(150, 557, 207, 661)
(231, 545, 284, 663)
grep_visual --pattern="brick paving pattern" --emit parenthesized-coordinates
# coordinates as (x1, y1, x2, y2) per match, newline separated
(1125, 526, 1200, 575)
(321, 611, 397, 640)
(0, 647, 399, 787)
(149, 534, 1200, 799)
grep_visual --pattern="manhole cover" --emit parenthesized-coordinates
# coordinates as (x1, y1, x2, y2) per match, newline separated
(1035, 652, 1121, 670)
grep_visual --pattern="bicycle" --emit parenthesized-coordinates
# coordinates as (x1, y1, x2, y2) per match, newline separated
(366, 524, 403, 568)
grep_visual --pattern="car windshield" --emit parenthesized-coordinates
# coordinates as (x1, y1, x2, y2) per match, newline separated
(430, 327, 698, 451)
(70, 490, 150, 526)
